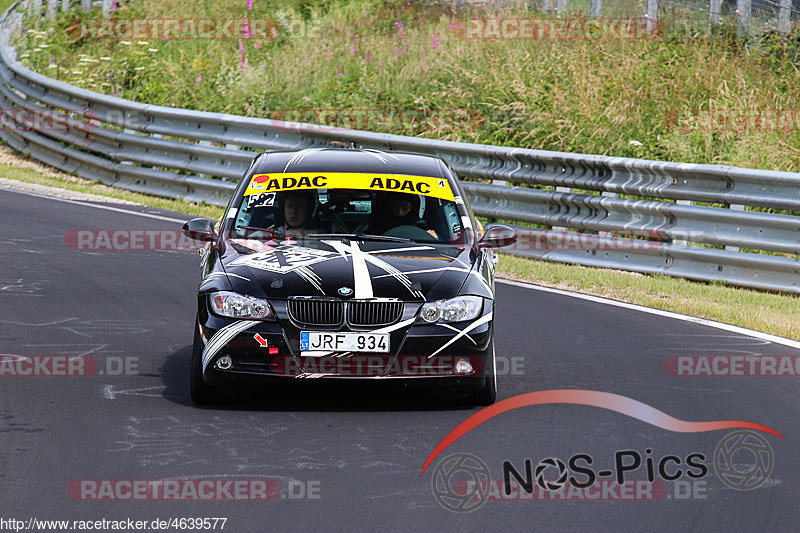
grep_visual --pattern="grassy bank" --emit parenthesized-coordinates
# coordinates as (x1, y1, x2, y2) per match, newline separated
(12, 0, 800, 171)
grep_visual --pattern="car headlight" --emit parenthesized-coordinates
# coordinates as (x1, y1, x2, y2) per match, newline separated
(209, 291, 274, 319)
(419, 296, 483, 323)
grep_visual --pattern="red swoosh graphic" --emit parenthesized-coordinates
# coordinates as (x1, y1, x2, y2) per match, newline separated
(421, 389, 784, 473)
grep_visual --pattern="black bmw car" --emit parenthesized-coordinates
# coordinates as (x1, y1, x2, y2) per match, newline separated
(182, 148, 516, 405)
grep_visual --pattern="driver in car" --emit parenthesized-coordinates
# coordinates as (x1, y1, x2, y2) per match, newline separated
(280, 190, 321, 237)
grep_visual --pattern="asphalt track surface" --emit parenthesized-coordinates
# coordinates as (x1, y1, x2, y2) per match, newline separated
(1, 186, 799, 531)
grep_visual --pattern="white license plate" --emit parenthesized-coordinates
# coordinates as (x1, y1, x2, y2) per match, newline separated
(300, 332, 389, 353)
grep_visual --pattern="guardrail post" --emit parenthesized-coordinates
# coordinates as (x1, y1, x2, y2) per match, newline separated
(710, 0, 722, 24)
(555, 0, 568, 14)
(196, 139, 214, 177)
(598, 191, 617, 238)
(736, 0, 751, 34)
(779, 0, 791, 33)
(590, 0, 602, 17)
(646, 0, 658, 32)
(725, 204, 746, 251)
(673, 200, 693, 245)
(102, 0, 111, 18)
(46, 0, 57, 19)
(552, 186, 571, 232)
(62, 0, 69, 13)
(729, 203, 746, 211)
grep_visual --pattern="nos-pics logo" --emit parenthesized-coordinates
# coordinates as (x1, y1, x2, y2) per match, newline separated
(431, 430, 775, 512)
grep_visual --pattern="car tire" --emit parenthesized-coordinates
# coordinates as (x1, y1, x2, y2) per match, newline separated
(471, 339, 497, 406)
(190, 318, 217, 405)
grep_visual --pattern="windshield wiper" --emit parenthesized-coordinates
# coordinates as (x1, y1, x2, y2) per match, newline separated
(234, 225, 287, 237)
(308, 233, 414, 243)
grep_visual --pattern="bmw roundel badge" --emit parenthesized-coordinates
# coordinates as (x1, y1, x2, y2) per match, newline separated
(338, 286, 353, 296)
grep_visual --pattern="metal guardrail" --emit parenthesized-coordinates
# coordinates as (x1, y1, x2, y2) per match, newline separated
(1, 2, 800, 293)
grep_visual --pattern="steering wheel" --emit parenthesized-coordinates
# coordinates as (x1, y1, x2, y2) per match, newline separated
(382, 225, 437, 241)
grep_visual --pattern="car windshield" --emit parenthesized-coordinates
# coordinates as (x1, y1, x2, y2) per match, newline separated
(231, 173, 470, 244)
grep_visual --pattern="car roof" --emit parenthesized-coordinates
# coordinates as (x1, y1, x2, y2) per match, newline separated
(250, 148, 450, 178)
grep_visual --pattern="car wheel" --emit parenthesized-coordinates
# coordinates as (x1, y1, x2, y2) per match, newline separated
(190, 318, 217, 405)
(471, 339, 497, 406)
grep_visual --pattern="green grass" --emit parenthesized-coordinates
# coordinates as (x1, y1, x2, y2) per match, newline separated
(11, 0, 800, 172)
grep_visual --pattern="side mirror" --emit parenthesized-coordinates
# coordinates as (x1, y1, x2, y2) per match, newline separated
(182, 218, 217, 243)
(479, 224, 517, 249)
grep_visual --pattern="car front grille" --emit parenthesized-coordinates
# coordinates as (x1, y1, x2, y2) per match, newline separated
(347, 300, 403, 327)
(288, 299, 344, 326)
(288, 298, 403, 327)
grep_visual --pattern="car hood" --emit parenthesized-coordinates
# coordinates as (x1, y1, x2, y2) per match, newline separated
(217, 238, 475, 301)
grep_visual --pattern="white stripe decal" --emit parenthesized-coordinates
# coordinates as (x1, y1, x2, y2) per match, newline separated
(360, 150, 389, 164)
(198, 322, 207, 346)
(365, 245, 435, 255)
(323, 240, 374, 299)
(430, 312, 493, 356)
(362, 254, 420, 298)
(349, 241, 373, 299)
(282, 148, 325, 171)
(372, 266, 470, 279)
(295, 266, 324, 294)
(436, 323, 477, 345)
(202, 320, 259, 369)
(363, 149, 400, 161)
(372, 317, 416, 334)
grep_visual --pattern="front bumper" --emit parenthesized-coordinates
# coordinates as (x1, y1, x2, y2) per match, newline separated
(198, 300, 493, 386)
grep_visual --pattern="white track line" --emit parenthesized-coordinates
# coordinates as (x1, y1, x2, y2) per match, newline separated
(497, 278, 800, 350)
(0, 187, 190, 224)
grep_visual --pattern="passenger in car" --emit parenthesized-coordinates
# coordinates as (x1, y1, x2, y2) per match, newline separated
(373, 192, 439, 239)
